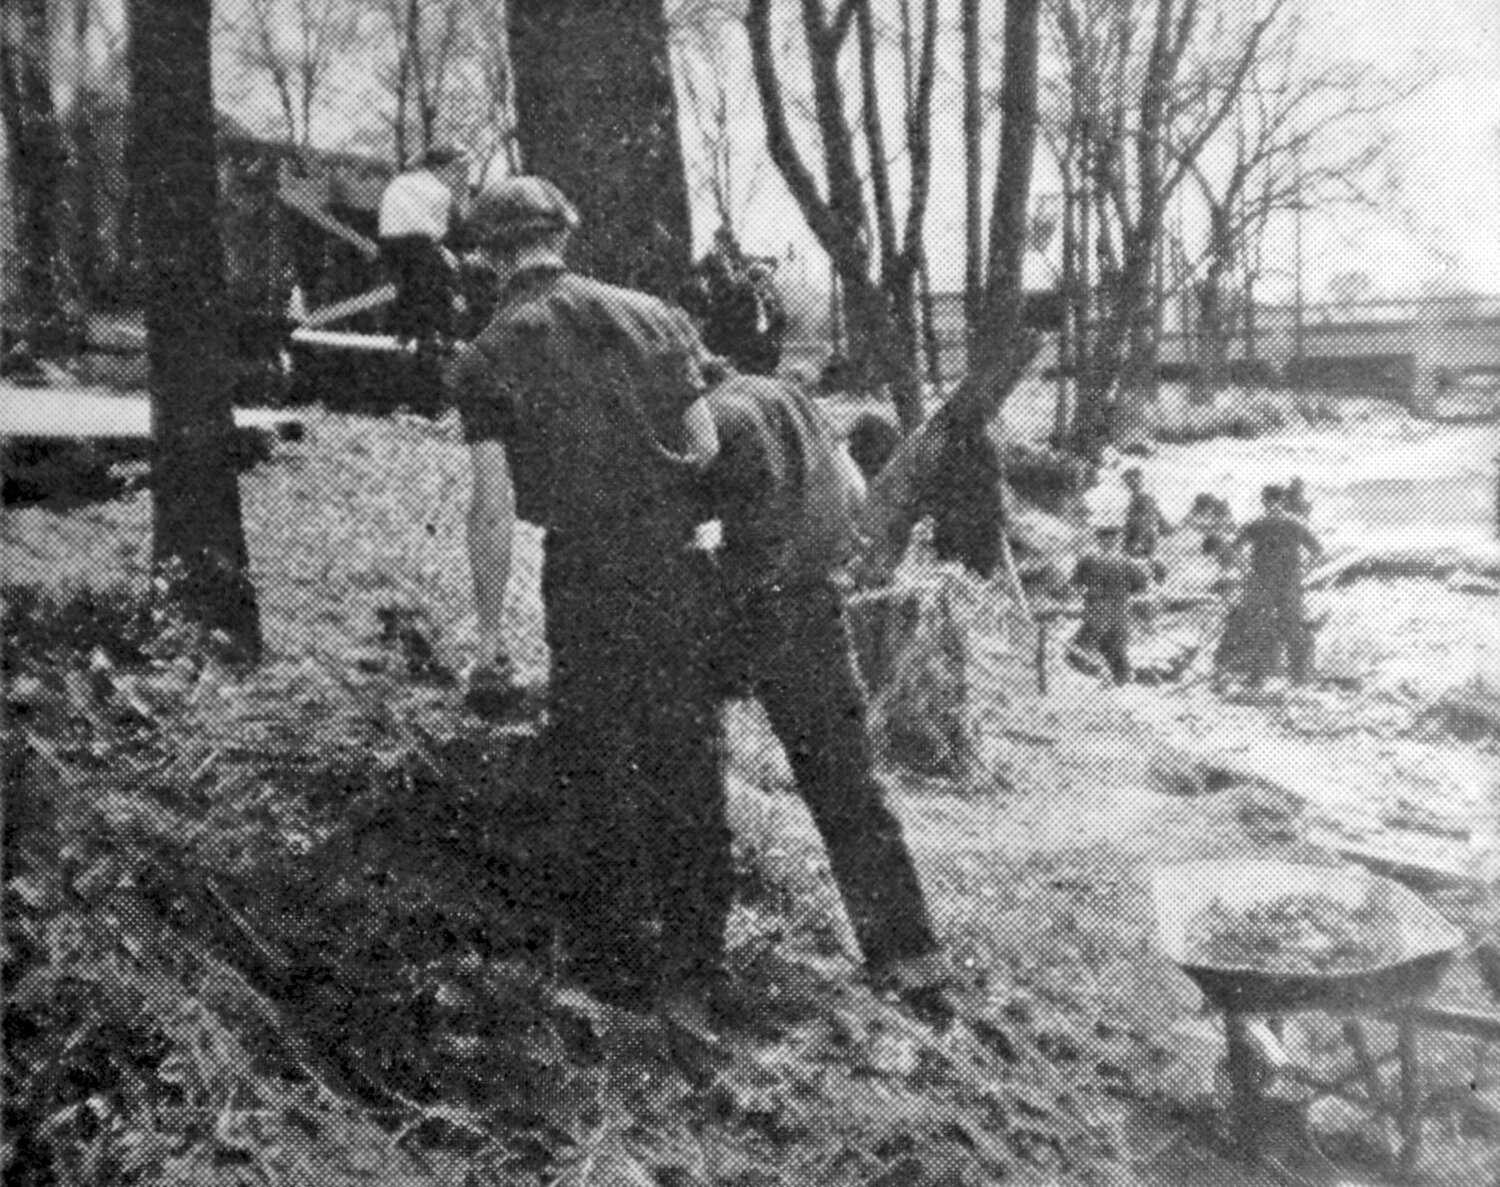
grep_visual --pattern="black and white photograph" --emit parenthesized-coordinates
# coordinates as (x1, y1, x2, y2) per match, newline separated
(2, 0, 1498, 1183)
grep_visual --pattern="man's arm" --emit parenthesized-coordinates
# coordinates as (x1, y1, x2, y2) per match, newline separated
(467, 440, 515, 663)
(681, 396, 720, 468)
(1297, 520, 1324, 565)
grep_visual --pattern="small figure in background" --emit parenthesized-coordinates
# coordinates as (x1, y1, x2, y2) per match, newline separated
(845, 412, 902, 486)
(740, 260, 787, 376)
(1121, 466, 1171, 581)
(1230, 484, 1325, 688)
(377, 145, 470, 346)
(1069, 523, 1151, 685)
(681, 229, 786, 376)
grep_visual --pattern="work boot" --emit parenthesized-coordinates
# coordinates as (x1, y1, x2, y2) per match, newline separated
(868, 949, 961, 1028)
(463, 652, 526, 719)
(659, 963, 774, 1044)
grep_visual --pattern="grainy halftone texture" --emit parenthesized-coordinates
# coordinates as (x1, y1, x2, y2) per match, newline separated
(5, 1, 1500, 1184)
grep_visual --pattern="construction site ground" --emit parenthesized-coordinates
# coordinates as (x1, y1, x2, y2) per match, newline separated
(3, 389, 1498, 1185)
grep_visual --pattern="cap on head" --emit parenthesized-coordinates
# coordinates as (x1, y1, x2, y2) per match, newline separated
(468, 175, 580, 243)
(420, 145, 468, 170)
(1262, 484, 1286, 506)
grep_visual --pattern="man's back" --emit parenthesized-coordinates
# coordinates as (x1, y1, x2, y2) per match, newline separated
(379, 169, 453, 240)
(1073, 551, 1148, 628)
(1237, 513, 1319, 594)
(702, 375, 861, 590)
(454, 267, 707, 551)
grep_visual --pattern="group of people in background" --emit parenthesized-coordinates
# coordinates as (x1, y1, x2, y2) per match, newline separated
(678, 227, 788, 377)
(1069, 460, 1323, 691)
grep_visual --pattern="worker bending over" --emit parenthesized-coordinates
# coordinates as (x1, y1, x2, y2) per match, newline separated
(698, 375, 954, 1018)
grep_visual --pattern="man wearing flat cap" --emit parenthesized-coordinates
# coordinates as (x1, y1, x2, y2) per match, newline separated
(447, 175, 728, 1010)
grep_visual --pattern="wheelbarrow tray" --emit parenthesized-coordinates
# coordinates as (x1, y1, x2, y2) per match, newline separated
(1151, 860, 1465, 1015)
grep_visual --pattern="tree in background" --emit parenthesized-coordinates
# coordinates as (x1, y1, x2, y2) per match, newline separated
(670, 1, 764, 238)
(1, 0, 77, 362)
(746, 0, 939, 432)
(509, 0, 695, 299)
(219, 0, 359, 160)
(859, 0, 1045, 580)
(129, 0, 262, 661)
(1175, 14, 1400, 393)
(1047, 0, 1286, 458)
(58, 0, 132, 308)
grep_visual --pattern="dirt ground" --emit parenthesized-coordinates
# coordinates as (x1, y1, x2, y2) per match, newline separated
(4, 396, 1499, 1185)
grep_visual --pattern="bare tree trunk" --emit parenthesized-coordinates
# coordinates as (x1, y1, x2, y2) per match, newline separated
(130, 0, 262, 661)
(1, 0, 72, 358)
(392, 43, 410, 166)
(859, 0, 1044, 573)
(744, 0, 928, 432)
(917, 248, 942, 390)
(1054, 156, 1078, 446)
(974, 0, 1040, 379)
(961, 0, 983, 356)
(510, 0, 694, 299)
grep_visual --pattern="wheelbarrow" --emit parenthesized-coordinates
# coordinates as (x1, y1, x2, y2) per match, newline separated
(1150, 860, 1472, 1178)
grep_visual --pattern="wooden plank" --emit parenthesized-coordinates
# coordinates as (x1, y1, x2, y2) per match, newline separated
(0, 387, 304, 440)
(290, 327, 409, 354)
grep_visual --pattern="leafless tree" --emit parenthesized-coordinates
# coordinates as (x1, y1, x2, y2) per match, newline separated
(130, 0, 262, 660)
(1046, 0, 1288, 457)
(369, 0, 468, 166)
(1174, 15, 1402, 390)
(510, 0, 695, 297)
(220, 0, 357, 158)
(669, 1, 762, 236)
(746, 0, 939, 431)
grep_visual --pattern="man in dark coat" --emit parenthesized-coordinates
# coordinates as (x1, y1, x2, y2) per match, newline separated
(1070, 524, 1151, 685)
(1231, 484, 1324, 687)
(448, 175, 727, 1009)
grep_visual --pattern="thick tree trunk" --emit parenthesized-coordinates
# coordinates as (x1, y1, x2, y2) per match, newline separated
(509, 0, 693, 300)
(977, 0, 1040, 374)
(129, 0, 262, 661)
(66, 94, 105, 306)
(1, 0, 71, 356)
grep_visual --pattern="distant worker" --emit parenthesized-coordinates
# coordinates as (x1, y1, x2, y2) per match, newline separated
(681, 228, 786, 376)
(378, 145, 471, 346)
(1283, 476, 1312, 521)
(1121, 466, 1171, 580)
(699, 374, 952, 1016)
(680, 226, 746, 357)
(449, 175, 726, 1011)
(741, 260, 787, 376)
(1231, 484, 1324, 688)
(845, 412, 902, 487)
(1070, 522, 1151, 685)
